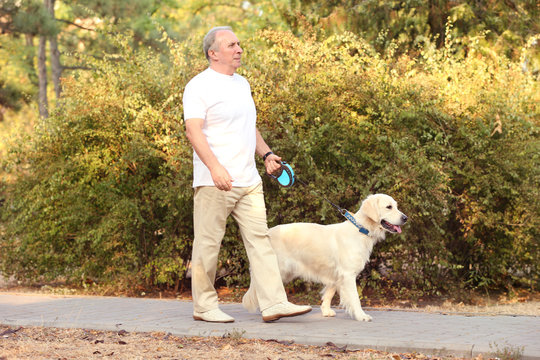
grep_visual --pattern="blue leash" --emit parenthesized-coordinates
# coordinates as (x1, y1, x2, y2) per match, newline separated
(268, 162, 370, 235)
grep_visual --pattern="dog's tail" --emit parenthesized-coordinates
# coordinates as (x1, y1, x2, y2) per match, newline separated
(242, 285, 259, 313)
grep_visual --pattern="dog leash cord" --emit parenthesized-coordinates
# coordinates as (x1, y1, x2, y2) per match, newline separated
(294, 176, 369, 235)
(294, 176, 346, 214)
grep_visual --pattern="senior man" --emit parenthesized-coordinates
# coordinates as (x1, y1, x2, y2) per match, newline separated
(182, 26, 312, 323)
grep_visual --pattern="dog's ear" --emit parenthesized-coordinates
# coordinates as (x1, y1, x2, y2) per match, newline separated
(360, 195, 380, 223)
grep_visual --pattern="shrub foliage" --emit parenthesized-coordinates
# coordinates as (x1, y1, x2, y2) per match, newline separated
(0, 29, 538, 296)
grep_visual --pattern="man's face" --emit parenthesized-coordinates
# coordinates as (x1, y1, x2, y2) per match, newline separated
(209, 30, 243, 74)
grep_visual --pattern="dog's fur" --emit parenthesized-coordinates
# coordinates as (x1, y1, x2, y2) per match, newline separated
(242, 194, 407, 321)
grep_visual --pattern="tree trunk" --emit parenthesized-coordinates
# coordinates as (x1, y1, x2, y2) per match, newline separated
(38, 35, 48, 119)
(428, 0, 446, 48)
(47, 0, 62, 100)
(50, 37, 61, 99)
(24, 34, 39, 87)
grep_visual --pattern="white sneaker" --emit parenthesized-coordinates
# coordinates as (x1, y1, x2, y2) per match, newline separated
(261, 302, 312, 322)
(193, 308, 235, 323)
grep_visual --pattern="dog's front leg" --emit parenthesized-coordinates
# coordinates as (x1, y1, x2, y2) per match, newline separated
(320, 285, 337, 317)
(339, 277, 372, 322)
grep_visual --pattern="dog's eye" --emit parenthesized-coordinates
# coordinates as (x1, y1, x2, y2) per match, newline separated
(386, 205, 392, 209)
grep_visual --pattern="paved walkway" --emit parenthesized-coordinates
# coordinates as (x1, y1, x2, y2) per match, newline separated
(1, 293, 539, 359)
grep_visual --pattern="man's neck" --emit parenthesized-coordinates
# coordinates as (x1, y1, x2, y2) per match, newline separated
(210, 63, 236, 76)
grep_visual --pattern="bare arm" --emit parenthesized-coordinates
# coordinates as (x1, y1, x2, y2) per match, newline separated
(256, 128, 282, 175)
(185, 118, 233, 191)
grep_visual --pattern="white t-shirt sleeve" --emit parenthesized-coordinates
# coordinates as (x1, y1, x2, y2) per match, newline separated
(183, 80, 206, 120)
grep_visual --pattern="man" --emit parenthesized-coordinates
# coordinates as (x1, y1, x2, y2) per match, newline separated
(182, 26, 312, 323)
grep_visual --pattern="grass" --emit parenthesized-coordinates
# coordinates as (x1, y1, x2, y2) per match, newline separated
(490, 341, 525, 360)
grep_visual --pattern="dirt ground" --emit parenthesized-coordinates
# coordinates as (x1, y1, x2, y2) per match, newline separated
(0, 324, 489, 360)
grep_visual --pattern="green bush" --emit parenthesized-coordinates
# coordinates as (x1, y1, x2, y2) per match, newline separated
(0, 28, 538, 297)
(0, 34, 202, 289)
(245, 29, 539, 295)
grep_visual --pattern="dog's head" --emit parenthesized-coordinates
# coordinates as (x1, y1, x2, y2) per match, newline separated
(358, 194, 408, 235)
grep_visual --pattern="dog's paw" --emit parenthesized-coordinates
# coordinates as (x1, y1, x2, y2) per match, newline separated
(355, 313, 372, 322)
(321, 308, 336, 317)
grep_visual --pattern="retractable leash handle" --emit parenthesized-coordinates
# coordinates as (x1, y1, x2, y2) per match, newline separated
(266, 161, 295, 187)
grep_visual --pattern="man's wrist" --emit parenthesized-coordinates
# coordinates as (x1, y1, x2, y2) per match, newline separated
(262, 151, 273, 161)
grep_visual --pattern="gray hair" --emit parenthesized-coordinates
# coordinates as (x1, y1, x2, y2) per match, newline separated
(203, 26, 233, 61)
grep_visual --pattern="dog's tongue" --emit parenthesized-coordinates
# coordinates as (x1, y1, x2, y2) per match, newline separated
(393, 225, 402, 234)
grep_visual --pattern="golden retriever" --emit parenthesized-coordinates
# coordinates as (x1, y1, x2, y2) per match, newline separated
(243, 194, 408, 321)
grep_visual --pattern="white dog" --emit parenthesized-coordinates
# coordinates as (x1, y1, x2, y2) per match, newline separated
(243, 194, 407, 321)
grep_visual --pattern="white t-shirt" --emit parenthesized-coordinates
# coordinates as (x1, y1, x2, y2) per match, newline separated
(183, 68, 262, 187)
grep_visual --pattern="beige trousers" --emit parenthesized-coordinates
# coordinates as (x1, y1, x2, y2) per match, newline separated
(191, 182, 287, 313)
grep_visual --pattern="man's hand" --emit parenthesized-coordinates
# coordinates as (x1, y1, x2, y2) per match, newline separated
(210, 164, 234, 191)
(186, 118, 234, 191)
(264, 153, 282, 176)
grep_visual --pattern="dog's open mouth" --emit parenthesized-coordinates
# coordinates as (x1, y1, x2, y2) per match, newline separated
(381, 220, 402, 234)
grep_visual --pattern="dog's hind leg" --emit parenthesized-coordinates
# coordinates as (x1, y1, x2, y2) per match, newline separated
(242, 285, 259, 313)
(338, 277, 372, 322)
(320, 285, 337, 317)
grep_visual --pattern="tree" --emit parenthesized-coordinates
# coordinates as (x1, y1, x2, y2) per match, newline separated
(1, 0, 53, 118)
(1, 0, 182, 119)
(37, 30, 48, 118)
(255, 0, 539, 60)
(47, 0, 62, 99)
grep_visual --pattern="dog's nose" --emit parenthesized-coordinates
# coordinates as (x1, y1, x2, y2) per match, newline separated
(401, 214, 408, 223)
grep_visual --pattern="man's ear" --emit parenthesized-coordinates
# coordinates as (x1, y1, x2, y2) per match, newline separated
(208, 49, 218, 61)
(360, 195, 379, 223)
